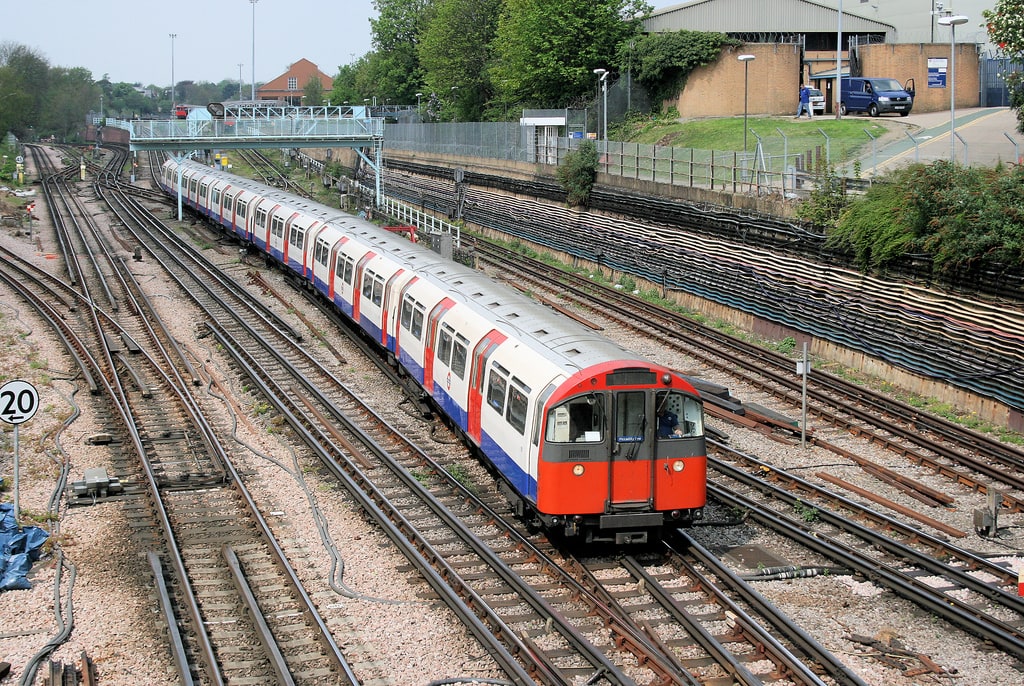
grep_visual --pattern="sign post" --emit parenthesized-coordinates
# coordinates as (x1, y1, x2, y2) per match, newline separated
(1, 380, 40, 527)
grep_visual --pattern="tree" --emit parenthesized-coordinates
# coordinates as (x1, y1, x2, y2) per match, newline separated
(489, 0, 650, 109)
(418, 0, 502, 122)
(303, 75, 325, 107)
(984, 0, 1024, 133)
(368, 0, 433, 104)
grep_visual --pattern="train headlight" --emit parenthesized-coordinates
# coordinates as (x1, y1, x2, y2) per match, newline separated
(671, 460, 685, 473)
(572, 464, 585, 476)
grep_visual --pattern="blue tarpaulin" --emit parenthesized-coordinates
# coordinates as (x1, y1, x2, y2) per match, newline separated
(0, 503, 49, 591)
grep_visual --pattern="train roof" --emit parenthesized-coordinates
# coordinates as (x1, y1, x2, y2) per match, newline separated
(170, 159, 650, 373)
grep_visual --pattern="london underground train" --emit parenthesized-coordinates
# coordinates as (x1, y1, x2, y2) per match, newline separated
(159, 158, 707, 544)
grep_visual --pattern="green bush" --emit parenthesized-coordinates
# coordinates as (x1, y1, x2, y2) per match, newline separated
(556, 140, 599, 207)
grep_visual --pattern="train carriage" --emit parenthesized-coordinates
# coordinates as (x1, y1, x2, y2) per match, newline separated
(160, 158, 707, 544)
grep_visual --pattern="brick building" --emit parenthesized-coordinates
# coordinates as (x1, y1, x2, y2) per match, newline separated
(645, 0, 984, 116)
(256, 58, 333, 106)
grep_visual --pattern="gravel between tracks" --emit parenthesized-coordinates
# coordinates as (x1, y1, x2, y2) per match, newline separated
(1, 155, 1022, 685)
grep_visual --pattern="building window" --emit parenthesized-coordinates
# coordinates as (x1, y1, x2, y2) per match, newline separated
(288, 77, 297, 90)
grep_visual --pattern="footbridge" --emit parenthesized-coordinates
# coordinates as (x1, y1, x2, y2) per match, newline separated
(109, 104, 385, 204)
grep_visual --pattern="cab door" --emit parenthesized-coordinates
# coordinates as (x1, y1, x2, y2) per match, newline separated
(608, 391, 654, 506)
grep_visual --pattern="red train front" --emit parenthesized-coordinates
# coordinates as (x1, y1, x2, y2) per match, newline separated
(531, 364, 706, 545)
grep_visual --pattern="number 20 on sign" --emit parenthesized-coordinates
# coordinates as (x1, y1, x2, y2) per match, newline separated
(1, 380, 39, 527)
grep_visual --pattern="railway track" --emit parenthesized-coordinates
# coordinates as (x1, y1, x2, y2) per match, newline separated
(468, 236, 1024, 670)
(13, 146, 355, 684)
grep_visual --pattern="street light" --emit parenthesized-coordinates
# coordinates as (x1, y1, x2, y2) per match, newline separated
(249, 0, 259, 101)
(938, 14, 969, 163)
(416, 92, 423, 110)
(169, 34, 176, 107)
(738, 54, 755, 153)
(450, 86, 459, 122)
(238, 63, 244, 100)
(593, 68, 608, 141)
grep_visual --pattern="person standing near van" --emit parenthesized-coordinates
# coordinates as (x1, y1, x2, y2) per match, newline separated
(795, 84, 813, 119)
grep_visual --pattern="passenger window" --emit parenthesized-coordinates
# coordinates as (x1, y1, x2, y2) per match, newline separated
(371, 278, 383, 306)
(437, 326, 453, 366)
(507, 383, 528, 435)
(401, 298, 414, 331)
(486, 365, 508, 413)
(410, 308, 424, 340)
(450, 334, 469, 379)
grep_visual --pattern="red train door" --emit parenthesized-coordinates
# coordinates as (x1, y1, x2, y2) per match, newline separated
(467, 330, 506, 443)
(609, 390, 654, 505)
(423, 298, 455, 394)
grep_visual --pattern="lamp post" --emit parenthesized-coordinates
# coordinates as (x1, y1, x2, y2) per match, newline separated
(593, 68, 608, 141)
(249, 0, 259, 101)
(938, 14, 968, 163)
(169, 33, 176, 107)
(450, 86, 459, 122)
(238, 63, 244, 100)
(738, 54, 755, 153)
(416, 91, 423, 112)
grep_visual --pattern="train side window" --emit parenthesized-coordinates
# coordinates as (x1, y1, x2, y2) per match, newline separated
(486, 364, 509, 414)
(339, 256, 354, 285)
(199, 183, 208, 199)
(400, 297, 414, 330)
(236, 199, 247, 219)
(255, 207, 268, 229)
(437, 325, 454, 366)
(189, 179, 198, 194)
(411, 307, 424, 339)
(450, 334, 469, 379)
(224, 193, 234, 212)
(401, 298, 425, 340)
(506, 379, 530, 435)
(271, 215, 285, 240)
(211, 188, 220, 206)
(291, 227, 306, 250)
(314, 238, 330, 266)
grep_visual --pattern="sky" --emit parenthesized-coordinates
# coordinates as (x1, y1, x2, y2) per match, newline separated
(7, 0, 687, 88)
(8, 0, 379, 87)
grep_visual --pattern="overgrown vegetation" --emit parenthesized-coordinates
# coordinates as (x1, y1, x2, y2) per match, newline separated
(827, 161, 1024, 274)
(629, 30, 741, 104)
(556, 139, 599, 207)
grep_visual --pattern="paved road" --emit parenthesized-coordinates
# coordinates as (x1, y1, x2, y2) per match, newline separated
(861, 106, 1022, 174)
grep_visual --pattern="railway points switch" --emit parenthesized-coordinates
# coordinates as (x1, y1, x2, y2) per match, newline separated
(71, 467, 123, 501)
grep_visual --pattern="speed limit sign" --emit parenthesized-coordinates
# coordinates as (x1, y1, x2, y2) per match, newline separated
(0, 380, 39, 425)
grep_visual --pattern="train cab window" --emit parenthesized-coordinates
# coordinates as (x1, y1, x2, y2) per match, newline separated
(545, 394, 605, 443)
(655, 391, 703, 439)
(615, 391, 646, 443)
(437, 324, 454, 366)
(400, 297, 425, 340)
(450, 333, 469, 379)
(486, 363, 509, 414)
